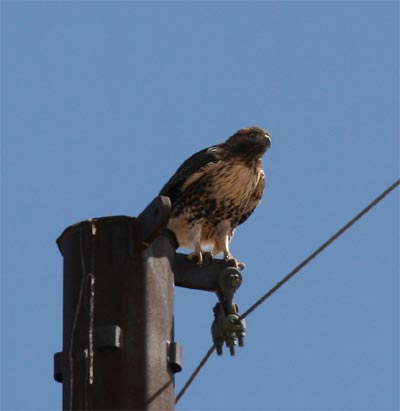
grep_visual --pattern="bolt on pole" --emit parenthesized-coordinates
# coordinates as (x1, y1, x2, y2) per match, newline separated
(54, 197, 182, 410)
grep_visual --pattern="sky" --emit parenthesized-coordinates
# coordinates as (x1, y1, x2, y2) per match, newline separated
(1, 1, 399, 410)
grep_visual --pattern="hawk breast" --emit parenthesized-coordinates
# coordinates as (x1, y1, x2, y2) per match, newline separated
(172, 159, 265, 231)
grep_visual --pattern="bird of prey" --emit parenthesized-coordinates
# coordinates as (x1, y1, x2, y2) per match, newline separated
(160, 126, 271, 269)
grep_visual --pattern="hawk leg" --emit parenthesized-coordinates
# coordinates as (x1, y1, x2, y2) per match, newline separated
(214, 222, 245, 270)
(185, 225, 213, 266)
(187, 243, 204, 265)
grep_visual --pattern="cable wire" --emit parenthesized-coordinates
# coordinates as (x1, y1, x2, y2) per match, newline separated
(175, 178, 400, 405)
(241, 178, 400, 319)
(175, 345, 216, 404)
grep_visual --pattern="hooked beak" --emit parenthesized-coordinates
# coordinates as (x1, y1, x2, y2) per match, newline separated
(265, 133, 272, 147)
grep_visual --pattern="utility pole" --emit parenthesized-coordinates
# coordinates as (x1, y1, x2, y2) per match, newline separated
(54, 196, 245, 410)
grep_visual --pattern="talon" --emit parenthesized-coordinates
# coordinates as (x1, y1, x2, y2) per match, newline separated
(187, 251, 203, 266)
(224, 255, 245, 270)
(202, 251, 214, 265)
(237, 261, 245, 270)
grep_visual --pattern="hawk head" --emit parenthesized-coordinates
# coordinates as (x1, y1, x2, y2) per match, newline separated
(223, 127, 271, 162)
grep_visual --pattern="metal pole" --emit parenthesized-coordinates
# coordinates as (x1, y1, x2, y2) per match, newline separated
(54, 198, 181, 410)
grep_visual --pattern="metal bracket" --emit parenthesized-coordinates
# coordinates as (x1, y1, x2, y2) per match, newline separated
(211, 266, 246, 355)
(94, 325, 123, 349)
(211, 303, 246, 356)
(167, 341, 183, 374)
(53, 325, 123, 384)
(217, 266, 242, 314)
(171, 248, 247, 356)
(54, 352, 64, 383)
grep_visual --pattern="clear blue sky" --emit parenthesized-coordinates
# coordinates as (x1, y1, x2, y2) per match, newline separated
(1, 1, 398, 410)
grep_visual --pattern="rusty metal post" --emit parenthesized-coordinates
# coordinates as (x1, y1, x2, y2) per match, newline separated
(54, 197, 181, 410)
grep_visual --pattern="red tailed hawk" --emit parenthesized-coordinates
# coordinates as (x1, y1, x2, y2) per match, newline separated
(160, 126, 271, 269)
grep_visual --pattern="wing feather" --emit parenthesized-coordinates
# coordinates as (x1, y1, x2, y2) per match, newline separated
(159, 146, 221, 203)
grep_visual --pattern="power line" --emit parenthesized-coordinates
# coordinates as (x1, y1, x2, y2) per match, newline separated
(241, 178, 400, 319)
(175, 178, 400, 405)
(174, 345, 216, 405)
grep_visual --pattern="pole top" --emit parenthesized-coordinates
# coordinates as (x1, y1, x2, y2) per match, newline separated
(56, 196, 171, 256)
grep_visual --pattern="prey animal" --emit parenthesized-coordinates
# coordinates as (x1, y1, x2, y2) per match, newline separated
(160, 126, 271, 269)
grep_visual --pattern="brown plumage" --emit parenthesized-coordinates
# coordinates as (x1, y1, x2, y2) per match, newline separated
(160, 126, 271, 268)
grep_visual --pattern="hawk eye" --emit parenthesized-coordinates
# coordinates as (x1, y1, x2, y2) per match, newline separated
(249, 132, 256, 139)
